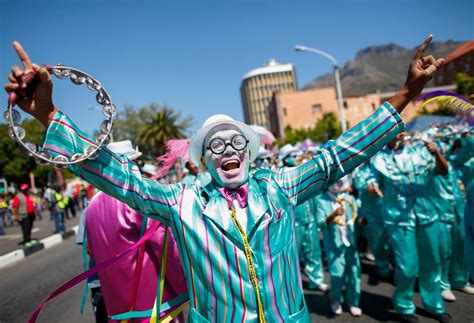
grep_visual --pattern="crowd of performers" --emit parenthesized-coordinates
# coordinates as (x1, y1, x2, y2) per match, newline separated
(72, 121, 473, 323)
(4, 38, 472, 323)
(254, 123, 474, 320)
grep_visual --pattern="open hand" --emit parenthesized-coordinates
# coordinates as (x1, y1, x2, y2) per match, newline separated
(4, 41, 56, 127)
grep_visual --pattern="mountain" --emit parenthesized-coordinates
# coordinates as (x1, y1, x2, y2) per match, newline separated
(304, 40, 464, 97)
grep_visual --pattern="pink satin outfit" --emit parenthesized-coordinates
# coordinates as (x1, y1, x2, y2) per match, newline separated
(85, 192, 187, 322)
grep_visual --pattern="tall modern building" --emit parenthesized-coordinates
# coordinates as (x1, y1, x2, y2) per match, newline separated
(240, 59, 297, 128)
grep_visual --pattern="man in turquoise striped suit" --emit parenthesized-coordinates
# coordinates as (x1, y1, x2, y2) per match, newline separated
(5, 36, 444, 322)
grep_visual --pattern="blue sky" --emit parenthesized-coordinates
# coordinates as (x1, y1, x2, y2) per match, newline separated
(1, 0, 473, 136)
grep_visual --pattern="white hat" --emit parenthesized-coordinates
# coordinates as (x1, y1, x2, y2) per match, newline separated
(141, 163, 157, 175)
(278, 144, 298, 160)
(257, 146, 272, 159)
(188, 114, 260, 167)
(329, 175, 352, 193)
(107, 140, 142, 161)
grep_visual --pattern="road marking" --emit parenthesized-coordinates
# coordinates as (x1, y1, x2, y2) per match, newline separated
(0, 228, 40, 240)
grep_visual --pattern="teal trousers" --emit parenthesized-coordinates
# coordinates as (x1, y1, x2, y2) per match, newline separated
(448, 219, 469, 289)
(366, 219, 391, 277)
(387, 222, 444, 315)
(327, 244, 361, 307)
(295, 222, 326, 288)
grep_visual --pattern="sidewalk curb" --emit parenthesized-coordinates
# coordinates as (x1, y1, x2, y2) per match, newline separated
(0, 225, 79, 269)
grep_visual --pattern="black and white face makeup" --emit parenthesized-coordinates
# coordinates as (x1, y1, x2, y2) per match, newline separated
(203, 124, 250, 189)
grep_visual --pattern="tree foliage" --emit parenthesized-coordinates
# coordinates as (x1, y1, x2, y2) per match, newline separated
(275, 112, 342, 147)
(0, 119, 54, 187)
(113, 104, 193, 159)
(456, 72, 474, 101)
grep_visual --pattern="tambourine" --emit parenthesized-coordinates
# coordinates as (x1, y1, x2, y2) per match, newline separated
(333, 196, 358, 226)
(4, 65, 116, 168)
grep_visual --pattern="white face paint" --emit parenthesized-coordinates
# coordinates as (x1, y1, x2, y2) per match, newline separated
(204, 125, 250, 189)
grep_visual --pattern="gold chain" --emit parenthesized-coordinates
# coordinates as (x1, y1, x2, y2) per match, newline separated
(229, 207, 265, 323)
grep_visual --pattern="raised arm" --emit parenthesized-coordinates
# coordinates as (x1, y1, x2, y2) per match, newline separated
(44, 111, 181, 224)
(4, 42, 180, 225)
(273, 35, 443, 205)
(274, 102, 403, 204)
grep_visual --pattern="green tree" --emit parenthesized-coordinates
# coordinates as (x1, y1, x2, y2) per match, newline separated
(275, 112, 342, 147)
(308, 112, 342, 142)
(113, 104, 193, 159)
(0, 119, 55, 187)
(456, 72, 474, 101)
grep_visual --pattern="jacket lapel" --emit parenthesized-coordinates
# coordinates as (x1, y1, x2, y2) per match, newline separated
(201, 182, 244, 246)
(246, 178, 269, 241)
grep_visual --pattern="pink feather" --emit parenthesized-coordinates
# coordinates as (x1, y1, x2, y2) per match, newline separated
(154, 139, 190, 179)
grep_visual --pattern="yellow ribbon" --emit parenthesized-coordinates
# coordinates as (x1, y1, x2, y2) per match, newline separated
(150, 228, 170, 323)
(229, 207, 265, 323)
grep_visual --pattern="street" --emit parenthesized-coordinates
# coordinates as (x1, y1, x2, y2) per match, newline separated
(0, 211, 81, 256)
(0, 238, 473, 322)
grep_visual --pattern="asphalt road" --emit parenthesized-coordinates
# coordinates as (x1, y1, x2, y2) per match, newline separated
(0, 211, 81, 256)
(0, 238, 473, 323)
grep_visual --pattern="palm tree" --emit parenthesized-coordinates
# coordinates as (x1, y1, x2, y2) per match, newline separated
(136, 107, 193, 158)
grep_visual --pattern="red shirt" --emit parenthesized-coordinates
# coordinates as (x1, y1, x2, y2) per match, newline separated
(12, 193, 35, 214)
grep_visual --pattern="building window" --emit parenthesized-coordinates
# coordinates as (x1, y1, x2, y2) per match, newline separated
(283, 108, 287, 116)
(343, 101, 348, 109)
(312, 104, 322, 114)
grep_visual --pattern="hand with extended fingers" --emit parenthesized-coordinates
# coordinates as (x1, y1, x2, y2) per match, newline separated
(388, 35, 445, 112)
(404, 34, 444, 98)
(4, 42, 57, 127)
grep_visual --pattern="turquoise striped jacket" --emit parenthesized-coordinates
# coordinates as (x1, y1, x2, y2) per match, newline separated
(43, 102, 404, 322)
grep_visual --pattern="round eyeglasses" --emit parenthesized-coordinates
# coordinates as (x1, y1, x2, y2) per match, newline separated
(206, 134, 249, 155)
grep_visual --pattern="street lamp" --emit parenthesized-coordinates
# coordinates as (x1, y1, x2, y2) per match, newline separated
(294, 45, 347, 132)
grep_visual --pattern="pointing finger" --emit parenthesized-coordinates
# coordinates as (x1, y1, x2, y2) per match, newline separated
(414, 35, 433, 60)
(13, 41, 33, 70)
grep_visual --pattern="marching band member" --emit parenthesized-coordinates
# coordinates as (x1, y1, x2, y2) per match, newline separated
(316, 177, 362, 317)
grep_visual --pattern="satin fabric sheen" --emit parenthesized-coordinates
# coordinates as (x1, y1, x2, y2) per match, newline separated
(85, 192, 187, 321)
(43, 102, 404, 322)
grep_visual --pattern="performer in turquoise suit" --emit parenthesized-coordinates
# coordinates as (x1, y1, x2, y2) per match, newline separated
(465, 182, 474, 276)
(352, 162, 392, 279)
(5, 37, 444, 322)
(453, 134, 474, 278)
(279, 145, 327, 292)
(433, 136, 474, 301)
(315, 177, 362, 317)
(368, 133, 450, 323)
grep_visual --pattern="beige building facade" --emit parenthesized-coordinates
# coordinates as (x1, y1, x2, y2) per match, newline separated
(268, 85, 456, 138)
(240, 59, 297, 128)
